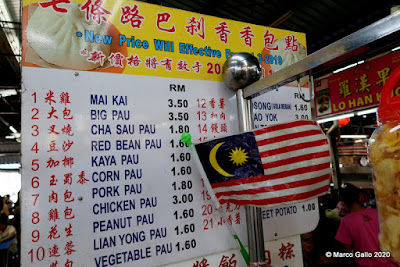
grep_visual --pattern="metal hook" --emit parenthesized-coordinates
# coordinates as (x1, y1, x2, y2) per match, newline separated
(298, 76, 315, 102)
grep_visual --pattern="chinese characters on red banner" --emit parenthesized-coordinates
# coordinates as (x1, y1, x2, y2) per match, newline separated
(314, 50, 400, 118)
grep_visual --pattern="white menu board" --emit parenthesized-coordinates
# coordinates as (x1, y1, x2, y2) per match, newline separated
(21, 0, 308, 264)
(21, 67, 248, 266)
(171, 234, 303, 267)
(253, 86, 320, 240)
(262, 198, 319, 240)
(253, 86, 311, 128)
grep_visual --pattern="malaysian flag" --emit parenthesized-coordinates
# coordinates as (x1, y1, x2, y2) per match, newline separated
(195, 120, 331, 207)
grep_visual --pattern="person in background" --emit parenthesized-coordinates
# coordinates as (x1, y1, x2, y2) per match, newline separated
(335, 183, 397, 267)
(12, 191, 20, 233)
(0, 213, 17, 255)
(337, 201, 350, 217)
(0, 196, 9, 223)
(301, 232, 318, 267)
(12, 191, 20, 266)
(314, 193, 342, 265)
(4, 195, 13, 215)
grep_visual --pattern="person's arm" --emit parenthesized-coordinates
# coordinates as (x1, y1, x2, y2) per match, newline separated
(0, 227, 16, 243)
(2, 205, 9, 222)
(335, 218, 357, 265)
(340, 243, 357, 266)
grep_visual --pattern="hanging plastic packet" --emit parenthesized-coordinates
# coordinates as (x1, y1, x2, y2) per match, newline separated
(369, 65, 400, 262)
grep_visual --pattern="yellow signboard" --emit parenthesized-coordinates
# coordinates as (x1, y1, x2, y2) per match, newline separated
(22, 0, 306, 81)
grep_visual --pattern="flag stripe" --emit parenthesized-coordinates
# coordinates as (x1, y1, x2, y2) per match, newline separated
(258, 135, 327, 153)
(214, 173, 330, 198)
(259, 139, 329, 158)
(253, 120, 317, 135)
(213, 168, 331, 193)
(260, 146, 329, 165)
(263, 157, 331, 176)
(211, 162, 330, 189)
(254, 124, 320, 141)
(262, 150, 330, 169)
(218, 180, 328, 201)
(256, 129, 323, 147)
(218, 184, 330, 206)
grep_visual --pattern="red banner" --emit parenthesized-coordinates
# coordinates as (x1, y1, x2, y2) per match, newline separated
(314, 50, 400, 118)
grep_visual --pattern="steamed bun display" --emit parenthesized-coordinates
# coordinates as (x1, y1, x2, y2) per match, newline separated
(26, 2, 111, 70)
(269, 37, 306, 73)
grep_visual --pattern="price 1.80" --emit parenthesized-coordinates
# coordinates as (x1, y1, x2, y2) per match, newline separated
(172, 180, 193, 190)
(170, 125, 189, 134)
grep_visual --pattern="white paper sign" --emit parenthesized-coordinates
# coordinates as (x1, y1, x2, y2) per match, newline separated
(253, 86, 311, 129)
(170, 234, 303, 267)
(262, 198, 319, 240)
(21, 67, 248, 267)
(252, 86, 320, 240)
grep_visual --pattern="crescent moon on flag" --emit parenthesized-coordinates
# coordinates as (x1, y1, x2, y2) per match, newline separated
(209, 142, 234, 177)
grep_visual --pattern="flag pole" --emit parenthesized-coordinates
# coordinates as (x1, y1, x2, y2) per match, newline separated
(181, 133, 250, 265)
(236, 89, 269, 267)
(222, 52, 269, 267)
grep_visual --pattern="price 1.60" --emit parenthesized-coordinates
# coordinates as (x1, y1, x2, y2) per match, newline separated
(170, 139, 188, 148)
(173, 209, 194, 220)
(171, 166, 192, 176)
(175, 239, 196, 252)
(174, 224, 195, 235)
(170, 153, 191, 162)
(294, 104, 308, 111)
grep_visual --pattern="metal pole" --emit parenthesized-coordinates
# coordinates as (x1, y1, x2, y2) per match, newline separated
(236, 89, 269, 267)
(236, 89, 250, 132)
